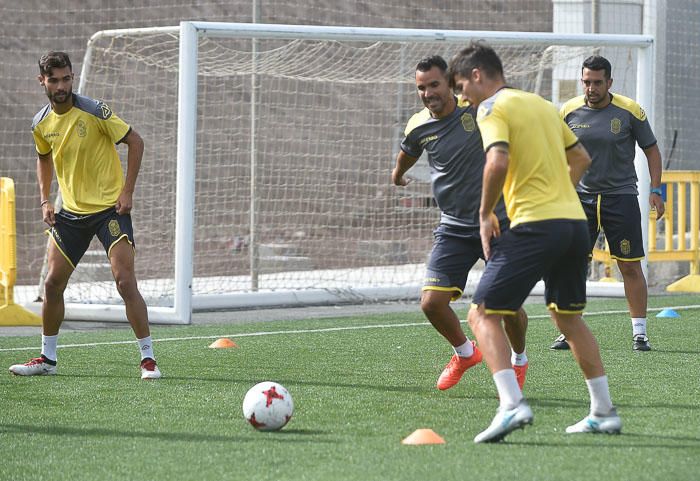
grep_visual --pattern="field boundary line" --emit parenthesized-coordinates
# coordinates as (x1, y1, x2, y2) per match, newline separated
(1, 304, 697, 353)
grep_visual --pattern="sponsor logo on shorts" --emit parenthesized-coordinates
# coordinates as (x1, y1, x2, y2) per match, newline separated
(620, 239, 631, 256)
(461, 112, 475, 132)
(51, 227, 63, 244)
(108, 219, 121, 237)
(610, 118, 622, 134)
(424, 276, 442, 284)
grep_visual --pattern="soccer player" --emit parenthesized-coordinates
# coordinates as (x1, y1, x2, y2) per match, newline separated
(550, 55, 664, 352)
(393, 55, 528, 392)
(448, 43, 621, 443)
(8, 51, 161, 380)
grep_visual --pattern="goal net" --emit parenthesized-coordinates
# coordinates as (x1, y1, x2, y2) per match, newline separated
(50, 23, 652, 323)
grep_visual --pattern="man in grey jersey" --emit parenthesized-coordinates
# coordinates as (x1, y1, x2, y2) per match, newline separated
(552, 55, 665, 352)
(393, 55, 528, 391)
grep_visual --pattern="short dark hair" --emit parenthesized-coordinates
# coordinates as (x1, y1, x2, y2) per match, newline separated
(447, 42, 504, 87)
(39, 51, 72, 77)
(582, 55, 612, 79)
(416, 55, 448, 74)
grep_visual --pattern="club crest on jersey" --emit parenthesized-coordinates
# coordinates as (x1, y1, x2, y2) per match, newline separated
(76, 119, 87, 137)
(620, 239, 631, 256)
(108, 219, 121, 237)
(461, 112, 476, 132)
(610, 118, 622, 134)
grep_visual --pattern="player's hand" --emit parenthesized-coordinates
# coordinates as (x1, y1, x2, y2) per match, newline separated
(479, 212, 501, 261)
(41, 202, 55, 226)
(115, 191, 133, 215)
(392, 168, 412, 186)
(650, 193, 665, 220)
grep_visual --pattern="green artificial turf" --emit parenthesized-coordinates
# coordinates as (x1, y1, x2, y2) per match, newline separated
(1, 295, 698, 481)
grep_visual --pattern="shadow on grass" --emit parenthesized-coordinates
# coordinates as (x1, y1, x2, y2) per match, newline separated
(506, 430, 700, 449)
(0, 423, 336, 443)
(528, 397, 699, 411)
(88, 374, 435, 395)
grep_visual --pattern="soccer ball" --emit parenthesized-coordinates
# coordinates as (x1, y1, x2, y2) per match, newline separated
(242, 381, 294, 431)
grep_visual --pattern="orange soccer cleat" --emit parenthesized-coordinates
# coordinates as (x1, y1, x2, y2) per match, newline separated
(436, 342, 483, 390)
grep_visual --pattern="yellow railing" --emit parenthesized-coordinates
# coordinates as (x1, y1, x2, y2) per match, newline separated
(592, 170, 700, 292)
(0, 177, 41, 325)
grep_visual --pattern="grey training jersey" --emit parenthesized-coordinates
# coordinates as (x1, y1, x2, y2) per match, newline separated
(560, 93, 657, 195)
(400, 98, 507, 233)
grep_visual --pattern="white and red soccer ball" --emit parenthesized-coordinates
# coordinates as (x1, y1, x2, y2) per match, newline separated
(242, 381, 294, 431)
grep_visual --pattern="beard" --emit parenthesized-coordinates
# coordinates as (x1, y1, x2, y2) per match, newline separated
(47, 88, 71, 104)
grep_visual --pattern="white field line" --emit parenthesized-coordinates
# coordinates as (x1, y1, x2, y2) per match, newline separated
(1, 305, 697, 353)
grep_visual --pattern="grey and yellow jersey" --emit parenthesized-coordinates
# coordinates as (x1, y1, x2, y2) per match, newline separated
(400, 98, 507, 232)
(560, 93, 657, 195)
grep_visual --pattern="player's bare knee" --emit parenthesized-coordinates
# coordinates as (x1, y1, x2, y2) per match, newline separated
(617, 260, 643, 279)
(114, 275, 138, 298)
(420, 297, 439, 316)
(43, 273, 68, 299)
(467, 307, 483, 332)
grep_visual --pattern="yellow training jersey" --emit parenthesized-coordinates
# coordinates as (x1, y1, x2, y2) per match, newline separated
(476, 88, 585, 227)
(31, 93, 131, 214)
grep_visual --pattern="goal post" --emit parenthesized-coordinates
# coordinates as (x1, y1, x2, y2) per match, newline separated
(46, 22, 653, 324)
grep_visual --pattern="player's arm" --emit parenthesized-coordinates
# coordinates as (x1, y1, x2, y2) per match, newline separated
(116, 128, 145, 215)
(565, 142, 592, 186)
(37, 151, 55, 226)
(479, 143, 509, 260)
(644, 143, 665, 219)
(392, 150, 418, 186)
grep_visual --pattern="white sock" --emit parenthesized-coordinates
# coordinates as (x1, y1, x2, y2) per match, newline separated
(585, 375, 614, 416)
(631, 317, 647, 337)
(511, 349, 528, 367)
(137, 336, 155, 361)
(493, 369, 523, 409)
(453, 339, 474, 358)
(41, 334, 58, 362)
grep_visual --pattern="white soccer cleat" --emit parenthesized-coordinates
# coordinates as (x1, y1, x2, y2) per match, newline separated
(140, 358, 162, 380)
(9, 356, 57, 376)
(474, 399, 533, 443)
(566, 408, 622, 434)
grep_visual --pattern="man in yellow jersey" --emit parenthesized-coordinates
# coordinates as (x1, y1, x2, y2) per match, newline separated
(9, 51, 161, 380)
(551, 55, 664, 352)
(448, 43, 620, 443)
(394, 55, 528, 392)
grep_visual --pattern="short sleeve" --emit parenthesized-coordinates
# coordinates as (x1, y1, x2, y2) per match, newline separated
(630, 108, 657, 149)
(32, 126, 51, 155)
(400, 129, 422, 158)
(476, 101, 509, 151)
(95, 103, 131, 144)
(561, 119, 579, 149)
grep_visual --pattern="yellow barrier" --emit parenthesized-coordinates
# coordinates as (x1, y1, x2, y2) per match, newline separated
(0, 177, 42, 326)
(592, 170, 700, 292)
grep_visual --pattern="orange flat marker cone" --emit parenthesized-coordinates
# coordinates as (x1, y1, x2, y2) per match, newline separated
(209, 338, 238, 349)
(401, 428, 446, 445)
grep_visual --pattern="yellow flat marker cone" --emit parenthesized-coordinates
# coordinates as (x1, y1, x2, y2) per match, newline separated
(401, 428, 445, 445)
(209, 338, 238, 349)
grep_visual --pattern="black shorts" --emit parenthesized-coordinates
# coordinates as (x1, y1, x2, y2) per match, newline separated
(579, 193, 645, 261)
(472, 219, 589, 314)
(423, 223, 507, 301)
(48, 207, 135, 269)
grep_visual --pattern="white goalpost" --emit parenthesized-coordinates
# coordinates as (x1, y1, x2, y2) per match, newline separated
(42, 22, 653, 324)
